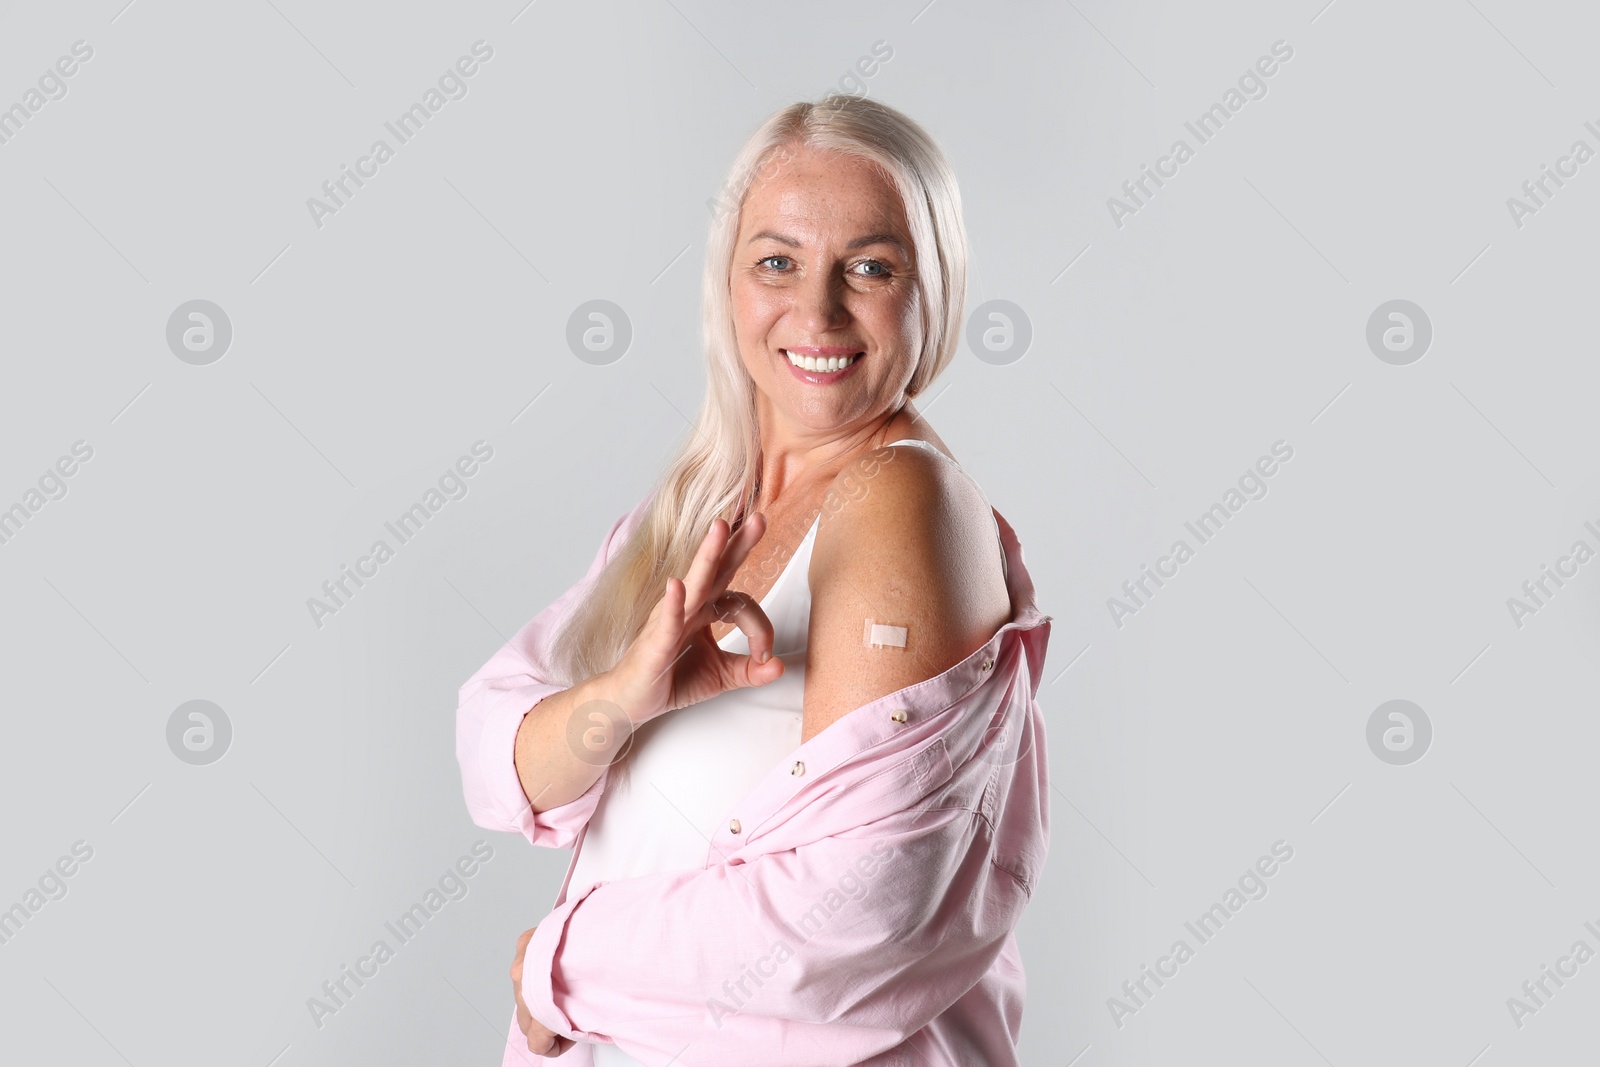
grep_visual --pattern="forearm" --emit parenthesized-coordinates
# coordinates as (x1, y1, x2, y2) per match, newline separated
(512, 671, 627, 813)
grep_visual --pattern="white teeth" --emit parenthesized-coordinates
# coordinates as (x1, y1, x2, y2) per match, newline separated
(785, 351, 859, 372)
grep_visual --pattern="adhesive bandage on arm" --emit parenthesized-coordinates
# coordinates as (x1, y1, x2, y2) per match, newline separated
(862, 618, 908, 650)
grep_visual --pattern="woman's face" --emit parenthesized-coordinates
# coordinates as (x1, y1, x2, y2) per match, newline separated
(730, 144, 923, 438)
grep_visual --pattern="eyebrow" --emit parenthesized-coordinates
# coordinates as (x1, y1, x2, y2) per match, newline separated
(746, 230, 908, 254)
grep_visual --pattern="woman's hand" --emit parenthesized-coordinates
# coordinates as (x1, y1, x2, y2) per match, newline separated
(512, 927, 575, 1058)
(601, 513, 786, 724)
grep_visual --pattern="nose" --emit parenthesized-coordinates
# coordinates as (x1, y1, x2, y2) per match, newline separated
(791, 266, 851, 335)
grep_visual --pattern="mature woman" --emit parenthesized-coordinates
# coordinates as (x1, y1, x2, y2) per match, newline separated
(457, 93, 1053, 1066)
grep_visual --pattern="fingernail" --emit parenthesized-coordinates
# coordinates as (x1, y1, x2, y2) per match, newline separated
(757, 650, 770, 664)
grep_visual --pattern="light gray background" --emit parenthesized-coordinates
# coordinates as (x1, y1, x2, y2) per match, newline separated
(2, 1, 1596, 1064)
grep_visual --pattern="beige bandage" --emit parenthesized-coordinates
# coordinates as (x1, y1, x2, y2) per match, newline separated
(863, 618, 908, 649)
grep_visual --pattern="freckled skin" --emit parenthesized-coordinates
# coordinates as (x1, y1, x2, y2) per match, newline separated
(716, 143, 1011, 741)
(729, 145, 924, 445)
(507, 146, 1012, 1051)
(710, 144, 929, 640)
(802, 445, 1011, 743)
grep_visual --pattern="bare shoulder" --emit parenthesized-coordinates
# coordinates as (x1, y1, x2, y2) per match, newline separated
(801, 443, 1011, 742)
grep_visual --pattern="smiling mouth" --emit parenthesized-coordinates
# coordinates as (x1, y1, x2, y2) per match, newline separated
(782, 350, 863, 372)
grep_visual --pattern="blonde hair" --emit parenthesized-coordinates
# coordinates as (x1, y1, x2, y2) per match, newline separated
(548, 92, 970, 710)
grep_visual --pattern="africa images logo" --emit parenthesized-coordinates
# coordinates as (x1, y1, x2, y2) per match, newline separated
(305, 41, 494, 230)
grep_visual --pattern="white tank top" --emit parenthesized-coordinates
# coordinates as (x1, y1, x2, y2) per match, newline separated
(566, 440, 991, 1067)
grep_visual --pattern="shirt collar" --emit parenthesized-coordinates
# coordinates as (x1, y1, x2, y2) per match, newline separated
(719, 504, 1053, 843)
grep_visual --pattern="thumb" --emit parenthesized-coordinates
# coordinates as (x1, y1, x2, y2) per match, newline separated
(730, 648, 786, 689)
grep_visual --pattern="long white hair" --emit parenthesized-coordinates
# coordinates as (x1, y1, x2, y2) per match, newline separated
(548, 92, 969, 700)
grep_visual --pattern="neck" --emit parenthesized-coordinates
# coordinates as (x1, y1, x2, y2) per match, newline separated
(751, 404, 912, 510)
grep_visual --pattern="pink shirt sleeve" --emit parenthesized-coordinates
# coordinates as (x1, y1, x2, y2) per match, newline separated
(518, 763, 1034, 1064)
(455, 503, 638, 849)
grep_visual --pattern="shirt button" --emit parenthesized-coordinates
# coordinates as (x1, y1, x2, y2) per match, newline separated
(729, 818, 741, 834)
(791, 761, 805, 776)
(980, 657, 994, 673)
(890, 709, 908, 724)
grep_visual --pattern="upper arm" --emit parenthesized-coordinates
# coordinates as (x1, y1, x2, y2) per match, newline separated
(801, 447, 1011, 743)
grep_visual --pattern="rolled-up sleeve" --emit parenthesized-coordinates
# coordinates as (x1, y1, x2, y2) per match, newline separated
(456, 503, 638, 848)
(519, 790, 1032, 1065)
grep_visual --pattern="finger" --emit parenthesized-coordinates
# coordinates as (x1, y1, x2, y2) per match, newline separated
(642, 577, 689, 665)
(688, 588, 758, 636)
(708, 511, 767, 594)
(685, 511, 769, 617)
(700, 591, 778, 664)
(511, 929, 534, 981)
(678, 518, 732, 618)
(722, 646, 786, 692)
(516, 1003, 555, 1055)
(526, 1024, 558, 1056)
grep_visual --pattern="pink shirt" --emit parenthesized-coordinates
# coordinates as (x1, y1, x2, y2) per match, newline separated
(456, 490, 1053, 1066)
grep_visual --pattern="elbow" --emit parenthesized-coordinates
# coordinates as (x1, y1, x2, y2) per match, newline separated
(454, 704, 520, 835)
(456, 760, 517, 835)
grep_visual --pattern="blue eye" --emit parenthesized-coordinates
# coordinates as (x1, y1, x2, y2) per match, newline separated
(755, 256, 892, 277)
